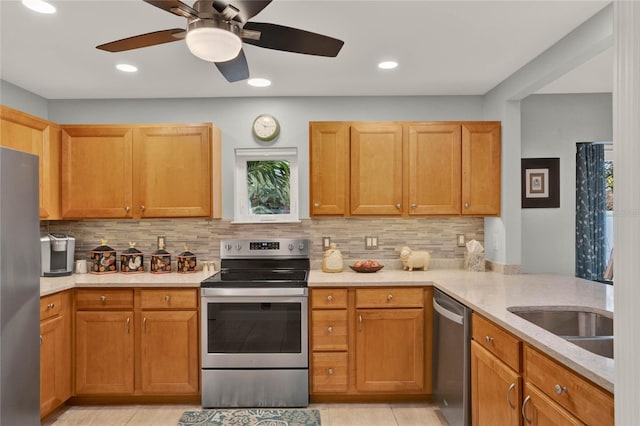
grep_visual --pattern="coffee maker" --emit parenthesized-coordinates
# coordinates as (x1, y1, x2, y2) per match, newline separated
(40, 233, 75, 277)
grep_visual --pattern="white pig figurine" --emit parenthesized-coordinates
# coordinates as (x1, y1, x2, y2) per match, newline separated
(399, 246, 431, 271)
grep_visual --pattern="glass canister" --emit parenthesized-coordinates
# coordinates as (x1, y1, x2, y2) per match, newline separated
(120, 242, 144, 274)
(90, 239, 117, 274)
(177, 245, 197, 274)
(150, 242, 172, 274)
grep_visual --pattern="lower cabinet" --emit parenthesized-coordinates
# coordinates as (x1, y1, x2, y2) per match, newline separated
(74, 288, 199, 397)
(40, 291, 72, 418)
(309, 286, 431, 400)
(471, 313, 614, 426)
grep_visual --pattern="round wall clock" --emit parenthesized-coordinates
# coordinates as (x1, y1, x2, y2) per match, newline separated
(252, 113, 280, 142)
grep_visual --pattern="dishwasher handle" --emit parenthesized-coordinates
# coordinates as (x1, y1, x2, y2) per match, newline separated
(433, 298, 465, 325)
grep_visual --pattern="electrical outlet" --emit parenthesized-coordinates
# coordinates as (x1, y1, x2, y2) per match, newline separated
(157, 236, 166, 249)
(365, 236, 378, 250)
(322, 236, 331, 250)
(456, 234, 466, 247)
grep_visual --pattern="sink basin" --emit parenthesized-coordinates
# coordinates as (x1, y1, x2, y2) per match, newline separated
(507, 306, 613, 359)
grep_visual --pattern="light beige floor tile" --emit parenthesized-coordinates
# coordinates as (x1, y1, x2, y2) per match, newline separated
(392, 406, 447, 426)
(326, 406, 398, 426)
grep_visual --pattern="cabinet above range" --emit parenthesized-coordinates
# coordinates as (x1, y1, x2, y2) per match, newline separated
(309, 121, 501, 217)
(60, 123, 221, 219)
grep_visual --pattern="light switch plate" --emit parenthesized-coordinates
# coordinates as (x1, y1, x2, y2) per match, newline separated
(456, 234, 466, 247)
(157, 236, 166, 249)
(365, 236, 378, 250)
(322, 236, 331, 250)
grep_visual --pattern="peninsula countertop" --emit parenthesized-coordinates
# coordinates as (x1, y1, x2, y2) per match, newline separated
(308, 269, 614, 393)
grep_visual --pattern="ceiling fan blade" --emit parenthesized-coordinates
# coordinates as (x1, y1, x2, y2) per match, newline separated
(242, 22, 344, 57)
(215, 49, 250, 82)
(96, 29, 185, 52)
(143, 0, 198, 19)
(212, 0, 272, 24)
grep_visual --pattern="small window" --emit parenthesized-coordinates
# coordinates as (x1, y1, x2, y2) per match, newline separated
(233, 148, 299, 223)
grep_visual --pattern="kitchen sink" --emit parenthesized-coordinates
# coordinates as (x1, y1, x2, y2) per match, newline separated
(507, 306, 613, 359)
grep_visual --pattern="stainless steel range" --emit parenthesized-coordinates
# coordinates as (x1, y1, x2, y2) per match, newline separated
(200, 238, 310, 408)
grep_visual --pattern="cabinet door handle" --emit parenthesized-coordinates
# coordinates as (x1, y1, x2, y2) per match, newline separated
(396, 203, 401, 209)
(140, 205, 145, 212)
(47, 303, 55, 309)
(126, 317, 131, 334)
(143, 317, 147, 333)
(358, 314, 363, 331)
(554, 384, 567, 395)
(506, 383, 516, 409)
(465, 202, 470, 208)
(40, 335, 43, 346)
(314, 203, 320, 208)
(521, 395, 532, 424)
(411, 203, 417, 209)
(124, 206, 130, 213)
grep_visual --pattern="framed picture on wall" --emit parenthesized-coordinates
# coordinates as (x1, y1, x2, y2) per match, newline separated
(521, 158, 560, 208)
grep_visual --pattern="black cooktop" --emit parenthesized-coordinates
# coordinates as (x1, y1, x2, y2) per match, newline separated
(201, 258, 310, 289)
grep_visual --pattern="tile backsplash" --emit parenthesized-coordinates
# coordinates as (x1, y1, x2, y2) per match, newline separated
(42, 217, 484, 271)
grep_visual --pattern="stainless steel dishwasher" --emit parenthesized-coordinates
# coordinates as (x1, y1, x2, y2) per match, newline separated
(433, 288, 472, 426)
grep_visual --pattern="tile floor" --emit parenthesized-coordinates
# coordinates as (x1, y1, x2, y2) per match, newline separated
(41, 402, 448, 425)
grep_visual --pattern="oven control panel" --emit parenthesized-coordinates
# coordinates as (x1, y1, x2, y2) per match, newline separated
(220, 238, 309, 259)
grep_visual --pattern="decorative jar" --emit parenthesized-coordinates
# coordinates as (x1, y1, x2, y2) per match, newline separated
(120, 242, 144, 274)
(150, 242, 172, 274)
(177, 245, 197, 273)
(90, 239, 117, 274)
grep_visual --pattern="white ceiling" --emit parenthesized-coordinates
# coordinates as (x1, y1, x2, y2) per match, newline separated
(0, 0, 612, 100)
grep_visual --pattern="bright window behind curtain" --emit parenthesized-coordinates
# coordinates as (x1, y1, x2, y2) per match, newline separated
(575, 143, 606, 281)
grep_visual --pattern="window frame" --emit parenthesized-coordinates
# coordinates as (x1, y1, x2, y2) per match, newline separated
(233, 147, 299, 223)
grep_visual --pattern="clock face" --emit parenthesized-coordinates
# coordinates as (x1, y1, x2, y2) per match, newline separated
(252, 114, 280, 141)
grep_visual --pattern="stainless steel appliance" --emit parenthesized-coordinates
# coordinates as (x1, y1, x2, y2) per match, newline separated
(200, 238, 310, 408)
(40, 233, 75, 276)
(433, 288, 472, 426)
(0, 147, 41, 425)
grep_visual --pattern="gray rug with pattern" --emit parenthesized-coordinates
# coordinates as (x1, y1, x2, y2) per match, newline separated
(178, 408, 321, 426)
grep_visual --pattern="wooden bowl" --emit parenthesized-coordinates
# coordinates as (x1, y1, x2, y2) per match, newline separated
(349, 264, 384, 273)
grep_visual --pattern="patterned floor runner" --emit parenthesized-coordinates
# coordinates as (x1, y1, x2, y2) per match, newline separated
(178, 408, 321, 426)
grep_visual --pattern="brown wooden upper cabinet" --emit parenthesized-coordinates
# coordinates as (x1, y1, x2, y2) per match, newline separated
(0, 105, 61, 219)
(61, 123, 219, 219)
(309, 121, 501, 217)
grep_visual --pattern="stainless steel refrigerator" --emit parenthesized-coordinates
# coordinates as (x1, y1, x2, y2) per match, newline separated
(0, 147, 41, 425)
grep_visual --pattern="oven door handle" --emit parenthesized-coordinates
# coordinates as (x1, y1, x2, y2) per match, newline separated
(201, 287, 308, 297)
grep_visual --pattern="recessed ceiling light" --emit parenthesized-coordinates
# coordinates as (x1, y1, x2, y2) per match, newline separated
(378, 61, 398, 70)
(116, 63, 138, 73)
(248, 78, 272, 88)
(22, 0, 56, 14)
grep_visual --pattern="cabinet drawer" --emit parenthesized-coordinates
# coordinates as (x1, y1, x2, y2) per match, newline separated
(311, 352, 348, 393)
(472, 313, 521, 372)
(311, 288, 348, 309)
(312, 310, 348, 351)
(524, 345, 613, 426)
(140, 289, 198, 309)
(40, 293, 62, 320)
(355, 288, 424, 308)
(75, 289, 134, 310)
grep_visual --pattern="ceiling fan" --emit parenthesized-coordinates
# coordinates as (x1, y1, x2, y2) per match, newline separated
(96, 0, 344, 83)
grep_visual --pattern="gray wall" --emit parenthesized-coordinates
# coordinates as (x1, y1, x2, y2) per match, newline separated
(520, 93, 612, 274)
(0, 80, 49, 119)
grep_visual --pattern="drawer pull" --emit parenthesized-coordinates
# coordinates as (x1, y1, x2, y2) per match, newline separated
(327, 295, 333, 302)
(387, 294, 393, 301)
(522, 395, 532, 424)
(396, 203, 401, 209)
(164, 295, 170, 302)
(100, 295, 106, 302)
(506, 383, 516, 409)
(484, 336, 494, 343)
(554, 384, 568, 395)
(47, 303, 55, 309)
(327, 326, 333, 334)
(327, 368, 334, 376)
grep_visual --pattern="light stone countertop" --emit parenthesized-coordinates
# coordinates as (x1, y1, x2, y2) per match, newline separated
(41, 268, 614, 393)
(309, 269, 614, 393)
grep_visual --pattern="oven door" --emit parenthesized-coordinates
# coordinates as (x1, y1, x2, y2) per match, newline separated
(201, 289, 308, 369)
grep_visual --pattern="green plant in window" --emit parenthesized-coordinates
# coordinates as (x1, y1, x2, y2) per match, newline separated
(247, 160, 290, 214)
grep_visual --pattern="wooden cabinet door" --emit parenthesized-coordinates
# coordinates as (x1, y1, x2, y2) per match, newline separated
(75, 311, 134, 394)
(461, 122, 501, 216)
(407, 123, 462, 215)
(309, 122, 349, 215)
(350, 123, 404, 215)
(522, 383, 584, 426)
(40, 315, 63, 416)
(471, 341, 521, 426)
(61, 126, 133, 218)
(139, 310, 199, 394)
(133, 125, 212, 218)
(356, 308, 424, 392)
(0, 106, 60, 219)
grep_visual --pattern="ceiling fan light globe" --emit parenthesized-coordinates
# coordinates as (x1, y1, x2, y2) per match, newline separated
(186, 27, 242, 63)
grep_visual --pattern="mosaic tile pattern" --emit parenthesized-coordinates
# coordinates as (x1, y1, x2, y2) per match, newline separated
(43, 217, 484, 270)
